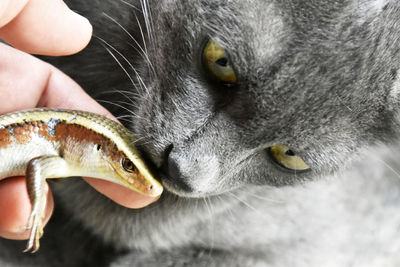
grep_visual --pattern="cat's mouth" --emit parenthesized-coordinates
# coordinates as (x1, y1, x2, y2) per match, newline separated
(159, 160, 219, 198)
(159, 163, 200, 198)
(159, 175, 221, 198)
(159, 176, 194, 197)
(157, 146, 224, 198)
(152, 144, 196, 197)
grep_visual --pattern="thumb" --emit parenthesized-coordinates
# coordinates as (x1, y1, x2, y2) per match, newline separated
(0, 0, 92, 56)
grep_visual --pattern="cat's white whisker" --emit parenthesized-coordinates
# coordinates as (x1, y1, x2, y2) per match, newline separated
(130, 137, 149, 146)
(236, 188, 284, 204)
(134, 10, 148, 58)
(227, 192, 263, 216)
(140, 0, 155, 48)
(102, 46, 137, 90)
(203, 196, 215, 255)
(97, 99, 151, 123)
(133, 69, 150, 96)
(110, 89, 138, 106)
(96, 37, 147, 100)
(116, 114, 137, 120)
(217, 195, 236, 221)
(96, 36, 150, 96)
(102, 12, 155, 75)
(114, 116, 133, 124)
(215, 148, 260, 189)
(107, 99, 139, 110)
(369, 154, 400, 181)
(335, 95, 353, 112)
(96, 89, 142, 102)
(118, 0, 141, 12)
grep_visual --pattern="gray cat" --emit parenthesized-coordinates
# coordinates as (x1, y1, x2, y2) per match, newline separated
(2, 0, 400, 266)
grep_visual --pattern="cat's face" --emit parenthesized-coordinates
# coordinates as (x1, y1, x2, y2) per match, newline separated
(123, 0, 399, 197)
(50, 0, 400, 251)
(60, 0, 399, 198)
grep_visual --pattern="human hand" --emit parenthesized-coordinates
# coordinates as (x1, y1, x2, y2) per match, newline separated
(0, 0, 158, 242)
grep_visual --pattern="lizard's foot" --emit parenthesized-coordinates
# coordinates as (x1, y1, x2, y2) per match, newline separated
(23, 205, 45, 253)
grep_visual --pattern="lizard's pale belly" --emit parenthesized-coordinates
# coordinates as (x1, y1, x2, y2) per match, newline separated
(0, 135, 60, 179)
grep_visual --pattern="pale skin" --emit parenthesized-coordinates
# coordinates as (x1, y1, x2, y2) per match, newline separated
(0, 0, 158, 241)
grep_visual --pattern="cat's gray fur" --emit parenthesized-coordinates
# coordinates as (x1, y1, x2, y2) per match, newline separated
(2, 0, 400, 266)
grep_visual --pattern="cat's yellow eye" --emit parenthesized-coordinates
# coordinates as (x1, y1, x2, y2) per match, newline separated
(202, 39, 237, 84)
(267, 145, 310, 172)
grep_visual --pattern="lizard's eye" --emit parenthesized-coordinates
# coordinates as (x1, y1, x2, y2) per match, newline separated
(267, 145, 310, 172)
(121, 158, 135, 173)
(202, 39, 237, 84)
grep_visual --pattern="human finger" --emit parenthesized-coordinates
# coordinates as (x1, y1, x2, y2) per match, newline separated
(0, 0, 28, 27)
(0, 0, 92, 56)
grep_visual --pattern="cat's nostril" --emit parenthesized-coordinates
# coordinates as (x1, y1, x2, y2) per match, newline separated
(163, 144, 174, 162)
(161, 144, 174, 171)
(137, 142, 174, 170)
(166, 158, 180, 179)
